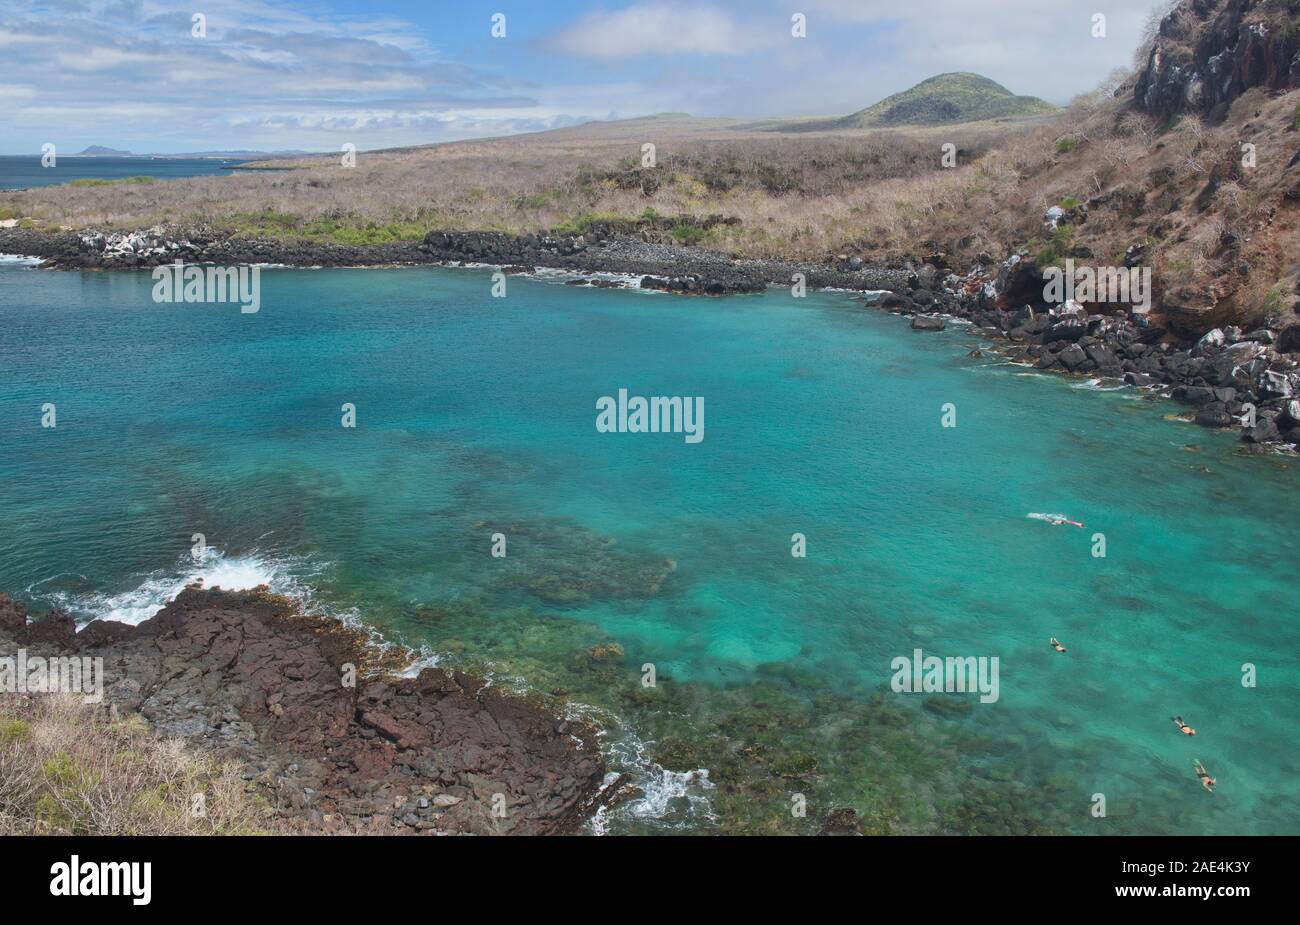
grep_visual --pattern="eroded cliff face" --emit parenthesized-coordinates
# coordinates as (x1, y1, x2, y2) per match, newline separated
(1135, 0, 1300, 122)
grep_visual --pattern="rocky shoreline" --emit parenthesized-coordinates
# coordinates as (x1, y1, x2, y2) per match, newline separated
(918, 254, 1300, 450)
(3, 224, 1298, 448)
(0, 225, 910, 294)
(0, 586, 619, 835)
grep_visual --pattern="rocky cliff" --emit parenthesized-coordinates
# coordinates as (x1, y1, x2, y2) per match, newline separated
(1134, 0, 1300, 121)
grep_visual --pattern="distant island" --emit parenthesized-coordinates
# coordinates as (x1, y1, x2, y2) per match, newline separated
(71, 145, 316, 159)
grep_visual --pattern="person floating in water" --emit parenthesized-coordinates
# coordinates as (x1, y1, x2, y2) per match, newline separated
(1032, 513, 1086, 527)
(1049, 637, 1067, 653)
(1193, 760, 1216, 792)
(1172, 716, 1196, 736)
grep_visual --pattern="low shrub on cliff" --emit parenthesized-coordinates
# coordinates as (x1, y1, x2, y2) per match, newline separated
(0, 694, 277, 835)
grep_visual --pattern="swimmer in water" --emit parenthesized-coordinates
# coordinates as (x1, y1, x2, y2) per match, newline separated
(1050, 637, 1067, 653)
(1045, 515, 1085, 528)
(1172, 716, 1196, 736)
(1194, 760, 1216, 792)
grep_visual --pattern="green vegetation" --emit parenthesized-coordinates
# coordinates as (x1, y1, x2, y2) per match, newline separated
(67, 175, 156, 187)
(1034, 225, 1077, 268)
(1056, 138, 1081, 154)
(0, 719, 30, 743)
(668, 224, 710, 246)
(1246, 283, 1289, 327)
(834, 73, 1057, 128)
(229, 209, 440, 245)
(551, 211, 642, 236)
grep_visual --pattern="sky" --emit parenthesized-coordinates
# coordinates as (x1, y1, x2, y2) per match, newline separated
(0, 0, 1175, 154)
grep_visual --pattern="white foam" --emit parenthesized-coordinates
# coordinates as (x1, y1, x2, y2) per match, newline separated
(584, 722, 717, 834)
(1072, 377, 1127, 392)
(1026, 512, 1081, 526)
(30, 548, 319, 626)
(396, 649, 444, 677)
(530, 266, 645, 287)
(0, 254, 42, 265)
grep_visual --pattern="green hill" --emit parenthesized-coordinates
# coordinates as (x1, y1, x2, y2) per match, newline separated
(838, 73, 1056, 127)
(761, 73, 1057, 133)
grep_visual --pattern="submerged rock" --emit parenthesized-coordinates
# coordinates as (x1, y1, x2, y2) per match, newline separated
(818, 808, 862, 836)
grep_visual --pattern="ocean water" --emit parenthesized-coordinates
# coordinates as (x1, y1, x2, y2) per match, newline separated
(0, 260, 1296, 835)
(0, 155, 245, 190)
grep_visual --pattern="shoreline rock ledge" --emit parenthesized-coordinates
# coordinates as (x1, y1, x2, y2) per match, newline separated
(0, 587, 611, 835)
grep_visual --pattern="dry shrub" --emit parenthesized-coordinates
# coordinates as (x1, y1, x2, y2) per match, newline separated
(0, 119, 1030, 259)
(0, 694, 278, 835)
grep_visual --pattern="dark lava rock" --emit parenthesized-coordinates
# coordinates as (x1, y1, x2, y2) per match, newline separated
(1134, 0, 1300, 123)
(1194, 408, 1235, 428)
(1243, 419, 1280, 443)
(1043, 320, 1087, 345)
(910, 314, 946, 331)
(1057, 343, 1088, 371)
(0, 587, 608, 835)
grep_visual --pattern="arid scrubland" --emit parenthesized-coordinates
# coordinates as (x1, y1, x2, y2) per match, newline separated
(0, 116, 1029, 258)
(5, 60, 1300, 328)
(0, 694, 280, 835)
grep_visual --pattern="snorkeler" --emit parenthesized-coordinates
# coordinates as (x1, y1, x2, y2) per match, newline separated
(1028, 513, 1085, 528)
(1193, 760, 1216, 792)
(1050, 637, 1067, 652)
(1172, 716, 1196, 736)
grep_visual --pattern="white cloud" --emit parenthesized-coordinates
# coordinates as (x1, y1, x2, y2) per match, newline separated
(0, 0, 1176, 152)
(547, 3, 775, 59)
(796, 0, 1167, 103)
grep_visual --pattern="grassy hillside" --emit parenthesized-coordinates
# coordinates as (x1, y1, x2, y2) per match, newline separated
(839, 72, 1057, 128)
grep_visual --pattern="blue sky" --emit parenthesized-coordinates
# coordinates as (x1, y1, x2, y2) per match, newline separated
(1, 0, 1171, 154)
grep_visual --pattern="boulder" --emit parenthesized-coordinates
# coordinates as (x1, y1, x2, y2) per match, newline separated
(1043, 320, 1087, 345)
(910, 314, 946, 331)
(1057, 343, 1088, 371)
(1277, 325, 1300, 354)
(1084, 343, 1118, 368)
(1243, 419, 1281, 444)
(1194, 408, 1235, 428)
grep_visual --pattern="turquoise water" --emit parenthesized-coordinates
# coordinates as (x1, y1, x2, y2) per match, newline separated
(1, 261, 1296, 834)
(0, 155, 245, 190)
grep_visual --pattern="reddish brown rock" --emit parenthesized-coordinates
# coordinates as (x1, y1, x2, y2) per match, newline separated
(0, 587, 609, 835)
